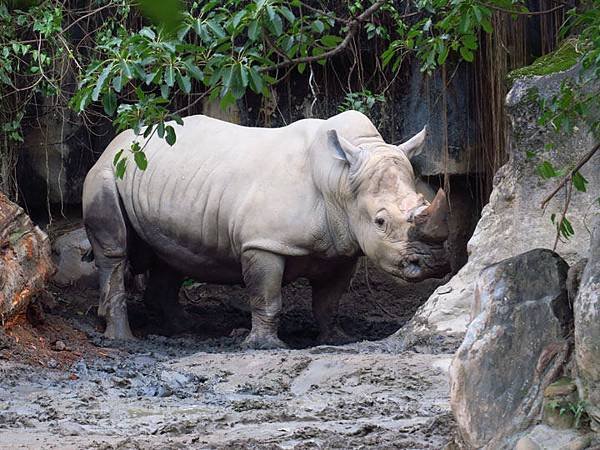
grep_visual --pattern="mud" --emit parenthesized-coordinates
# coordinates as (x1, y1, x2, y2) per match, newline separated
(0, 263, 456, 449)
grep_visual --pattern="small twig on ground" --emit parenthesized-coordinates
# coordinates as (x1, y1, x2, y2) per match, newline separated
(540, 141, 600, 209)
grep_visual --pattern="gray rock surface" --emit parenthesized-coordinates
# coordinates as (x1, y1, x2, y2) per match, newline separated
(574, 216, 600, 431)
(0, 192, 54, 321)
(51, 227, 97, 288)
(400, 64, 600, 345)
(450, 249, 572, 449)
(515, 425, 594, 450)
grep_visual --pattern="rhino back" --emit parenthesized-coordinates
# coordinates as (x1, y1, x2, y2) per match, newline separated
(107, 115, 330, 272)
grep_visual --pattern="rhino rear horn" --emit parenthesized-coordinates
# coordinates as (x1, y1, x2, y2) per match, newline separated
(412, 188, 449, 242)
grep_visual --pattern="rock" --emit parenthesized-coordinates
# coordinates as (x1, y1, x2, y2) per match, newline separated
(543, 399, 575, 430)
(567, 258, 588, 305)
(544, 377, 577, 398)
(51, 227, 97, 288)
(574, 217, 600, 432)
(399, 64, 600, 347)
(47, 358, 58, 369)
(53, 340, 66, 352)
(450, 249, 572, 449)
(0, 192, 54, 322)
(16, 101, 102, 209)
(515, 425, 592, 450)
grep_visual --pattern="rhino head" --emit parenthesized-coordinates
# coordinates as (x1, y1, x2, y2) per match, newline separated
(327, 125, 450, 281)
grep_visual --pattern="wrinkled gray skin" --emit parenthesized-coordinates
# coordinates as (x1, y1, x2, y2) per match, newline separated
(83, 110, 450, 348)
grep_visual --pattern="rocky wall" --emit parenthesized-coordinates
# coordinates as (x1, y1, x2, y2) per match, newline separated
(396, 64, 600, 349)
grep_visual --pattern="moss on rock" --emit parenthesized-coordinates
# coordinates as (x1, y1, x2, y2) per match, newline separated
(507, 40, 580, 86)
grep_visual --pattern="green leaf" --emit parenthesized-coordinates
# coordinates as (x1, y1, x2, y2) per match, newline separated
(120, 60, 133, 79)
(157, 121, 165, 138)
(165, 125, 176, 145)
(176, 72, 191, 93)
(139, 27, 156, 40)
(267, 7, 283, 36)
(312, 20, 325, 33)
(231, 10, 246, 29)
(248, 66, 264, 93)
(112, 75, 124, 93)
(480, 18, 493, 33)
(437, 45, 449, 65)
(248, 20, 260, 41)
(92, 63, 114, 102)
(459, 13, 472, 34)
(462, 34, 478, 50)
(526, 150, 536, 159)
(537, 161, 559, 179)
(115, 158, 127, 179)
(219, 90, 236, 110)
(206, 19, 226, 38)
(134, 151, 148, 170)
(321, 35, 342, 47)
(239, 65, 249, 88)
(279, 6, 295, 23)
(572, 171, 588, 192)
(113, 149, 124, 166)
(102, 91, 117, 116)
(161, 84, 170, 99)
(165, 65, 175, 87)
(176, 24, 191, 41)
(459, 47, 474, 62)
(184, 60, 204, 81)
(143, 124, 154, 138)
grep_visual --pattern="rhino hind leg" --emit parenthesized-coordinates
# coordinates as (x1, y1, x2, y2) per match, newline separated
(310, 260, 357, 346)
(143, 263, 194, 335)
(241, 250, 288, 350)
(83, 170, 134, 340)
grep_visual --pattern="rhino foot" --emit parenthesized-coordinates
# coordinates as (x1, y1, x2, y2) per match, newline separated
(317, 327, 353, 346)
(242, 332, 288, 350)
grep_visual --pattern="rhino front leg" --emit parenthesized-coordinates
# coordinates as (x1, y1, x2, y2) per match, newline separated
(241, 250, 287, 350)
(310, 259, 357, 345)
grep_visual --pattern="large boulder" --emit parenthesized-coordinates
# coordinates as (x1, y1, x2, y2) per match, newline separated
(450, 249, 572, 449)
(574, 217, 600, 431)
(0, 192, 54, 322)
(399, 64, 600, 347)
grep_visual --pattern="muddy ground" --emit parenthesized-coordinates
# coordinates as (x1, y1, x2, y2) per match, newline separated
(0, 263, 457, 449)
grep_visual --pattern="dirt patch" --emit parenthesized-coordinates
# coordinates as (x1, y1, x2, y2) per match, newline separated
(0, 264, 454, 449)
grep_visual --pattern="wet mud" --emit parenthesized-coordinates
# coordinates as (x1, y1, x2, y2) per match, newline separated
(0, 263, 456, 449)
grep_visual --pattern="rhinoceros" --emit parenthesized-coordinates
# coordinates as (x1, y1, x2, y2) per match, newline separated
(83, 110, 450, 348)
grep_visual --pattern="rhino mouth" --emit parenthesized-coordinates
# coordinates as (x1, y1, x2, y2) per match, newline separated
(395, 251, 450, 281)
(400, 255, 425, 280)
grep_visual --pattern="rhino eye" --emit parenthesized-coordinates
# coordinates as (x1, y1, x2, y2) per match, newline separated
(375, 217, 385, 227)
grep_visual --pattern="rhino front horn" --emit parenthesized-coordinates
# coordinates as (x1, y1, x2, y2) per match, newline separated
(412, 188, 449, 242)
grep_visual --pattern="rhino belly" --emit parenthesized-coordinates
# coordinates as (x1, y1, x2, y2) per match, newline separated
(141, 230, 243, 284)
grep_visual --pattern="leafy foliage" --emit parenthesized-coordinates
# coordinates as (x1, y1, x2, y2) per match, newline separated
(338, 90, 385, 115)
(1, 0, 598, 201)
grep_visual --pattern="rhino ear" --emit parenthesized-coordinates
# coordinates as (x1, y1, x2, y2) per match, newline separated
(328, 129, 363, 166)
(397, 126, 427, 160)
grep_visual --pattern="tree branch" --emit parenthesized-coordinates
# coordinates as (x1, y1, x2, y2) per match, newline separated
(479, 2, 565, 16)
(259, 0, 387, 73)
(540, 141, 600, 209)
